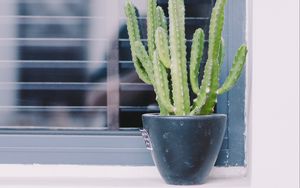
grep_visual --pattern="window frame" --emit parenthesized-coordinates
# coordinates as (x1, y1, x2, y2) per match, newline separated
(0, 129, 153, 165)
(0, 0, 247, 166)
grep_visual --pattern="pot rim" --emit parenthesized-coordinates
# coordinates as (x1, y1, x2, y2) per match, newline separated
(142, 113, 227, 119)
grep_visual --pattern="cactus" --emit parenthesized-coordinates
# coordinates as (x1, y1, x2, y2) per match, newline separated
(125, 0, 247, 116)
(190, 28, 205, 95)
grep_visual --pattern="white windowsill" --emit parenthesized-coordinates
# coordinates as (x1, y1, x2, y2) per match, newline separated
(0, 165, 249, 188)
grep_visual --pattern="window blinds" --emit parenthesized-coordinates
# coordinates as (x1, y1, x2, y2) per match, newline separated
(0, 0, 215, 129)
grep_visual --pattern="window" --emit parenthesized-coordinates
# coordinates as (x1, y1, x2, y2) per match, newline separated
(0, 0, 246, 166)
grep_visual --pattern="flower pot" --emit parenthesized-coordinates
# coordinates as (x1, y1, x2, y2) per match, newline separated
(142, 113, 227, 185)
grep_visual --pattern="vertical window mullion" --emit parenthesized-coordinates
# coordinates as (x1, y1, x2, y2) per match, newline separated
(106, 0, 120, 130)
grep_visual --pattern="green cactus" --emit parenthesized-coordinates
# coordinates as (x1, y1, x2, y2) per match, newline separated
(124, 2, 151, 84)
(124, 0, 247, 116)
(147, 0, 158, 61)
(168, 0, 190, 115)
(200, 39, 225, 115)
(217, 45, 248, 95)
(156, 6, 168, 31)
(190, 28, 205, 95)
(155, 27, 171, 68)
(153, 50, 174, 113)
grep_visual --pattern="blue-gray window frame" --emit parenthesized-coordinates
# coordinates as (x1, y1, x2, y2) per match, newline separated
(0, 0, 246, 166)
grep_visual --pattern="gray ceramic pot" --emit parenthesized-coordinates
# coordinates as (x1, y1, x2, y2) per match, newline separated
(142, 113, 227, 185)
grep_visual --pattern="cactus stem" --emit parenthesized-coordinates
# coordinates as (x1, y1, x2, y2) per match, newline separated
(169, 0, 190, 115)
(125, 1, 151, 84)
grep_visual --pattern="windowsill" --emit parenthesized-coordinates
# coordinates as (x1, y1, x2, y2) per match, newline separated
(0, 165, 249, 188)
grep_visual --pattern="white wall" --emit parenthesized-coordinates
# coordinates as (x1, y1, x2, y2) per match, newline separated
(249, 0, 299, 187)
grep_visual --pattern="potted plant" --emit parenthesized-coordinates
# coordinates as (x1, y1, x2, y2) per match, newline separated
(125, 0, 247, 185)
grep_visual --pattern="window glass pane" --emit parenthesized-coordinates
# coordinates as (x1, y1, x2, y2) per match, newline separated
(0, 0, 247, 167)
(0, 0, 215, 129)
(0, 0, 108, 128)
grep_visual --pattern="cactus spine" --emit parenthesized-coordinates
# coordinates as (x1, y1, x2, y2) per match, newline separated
(125, 0, 247, 116)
